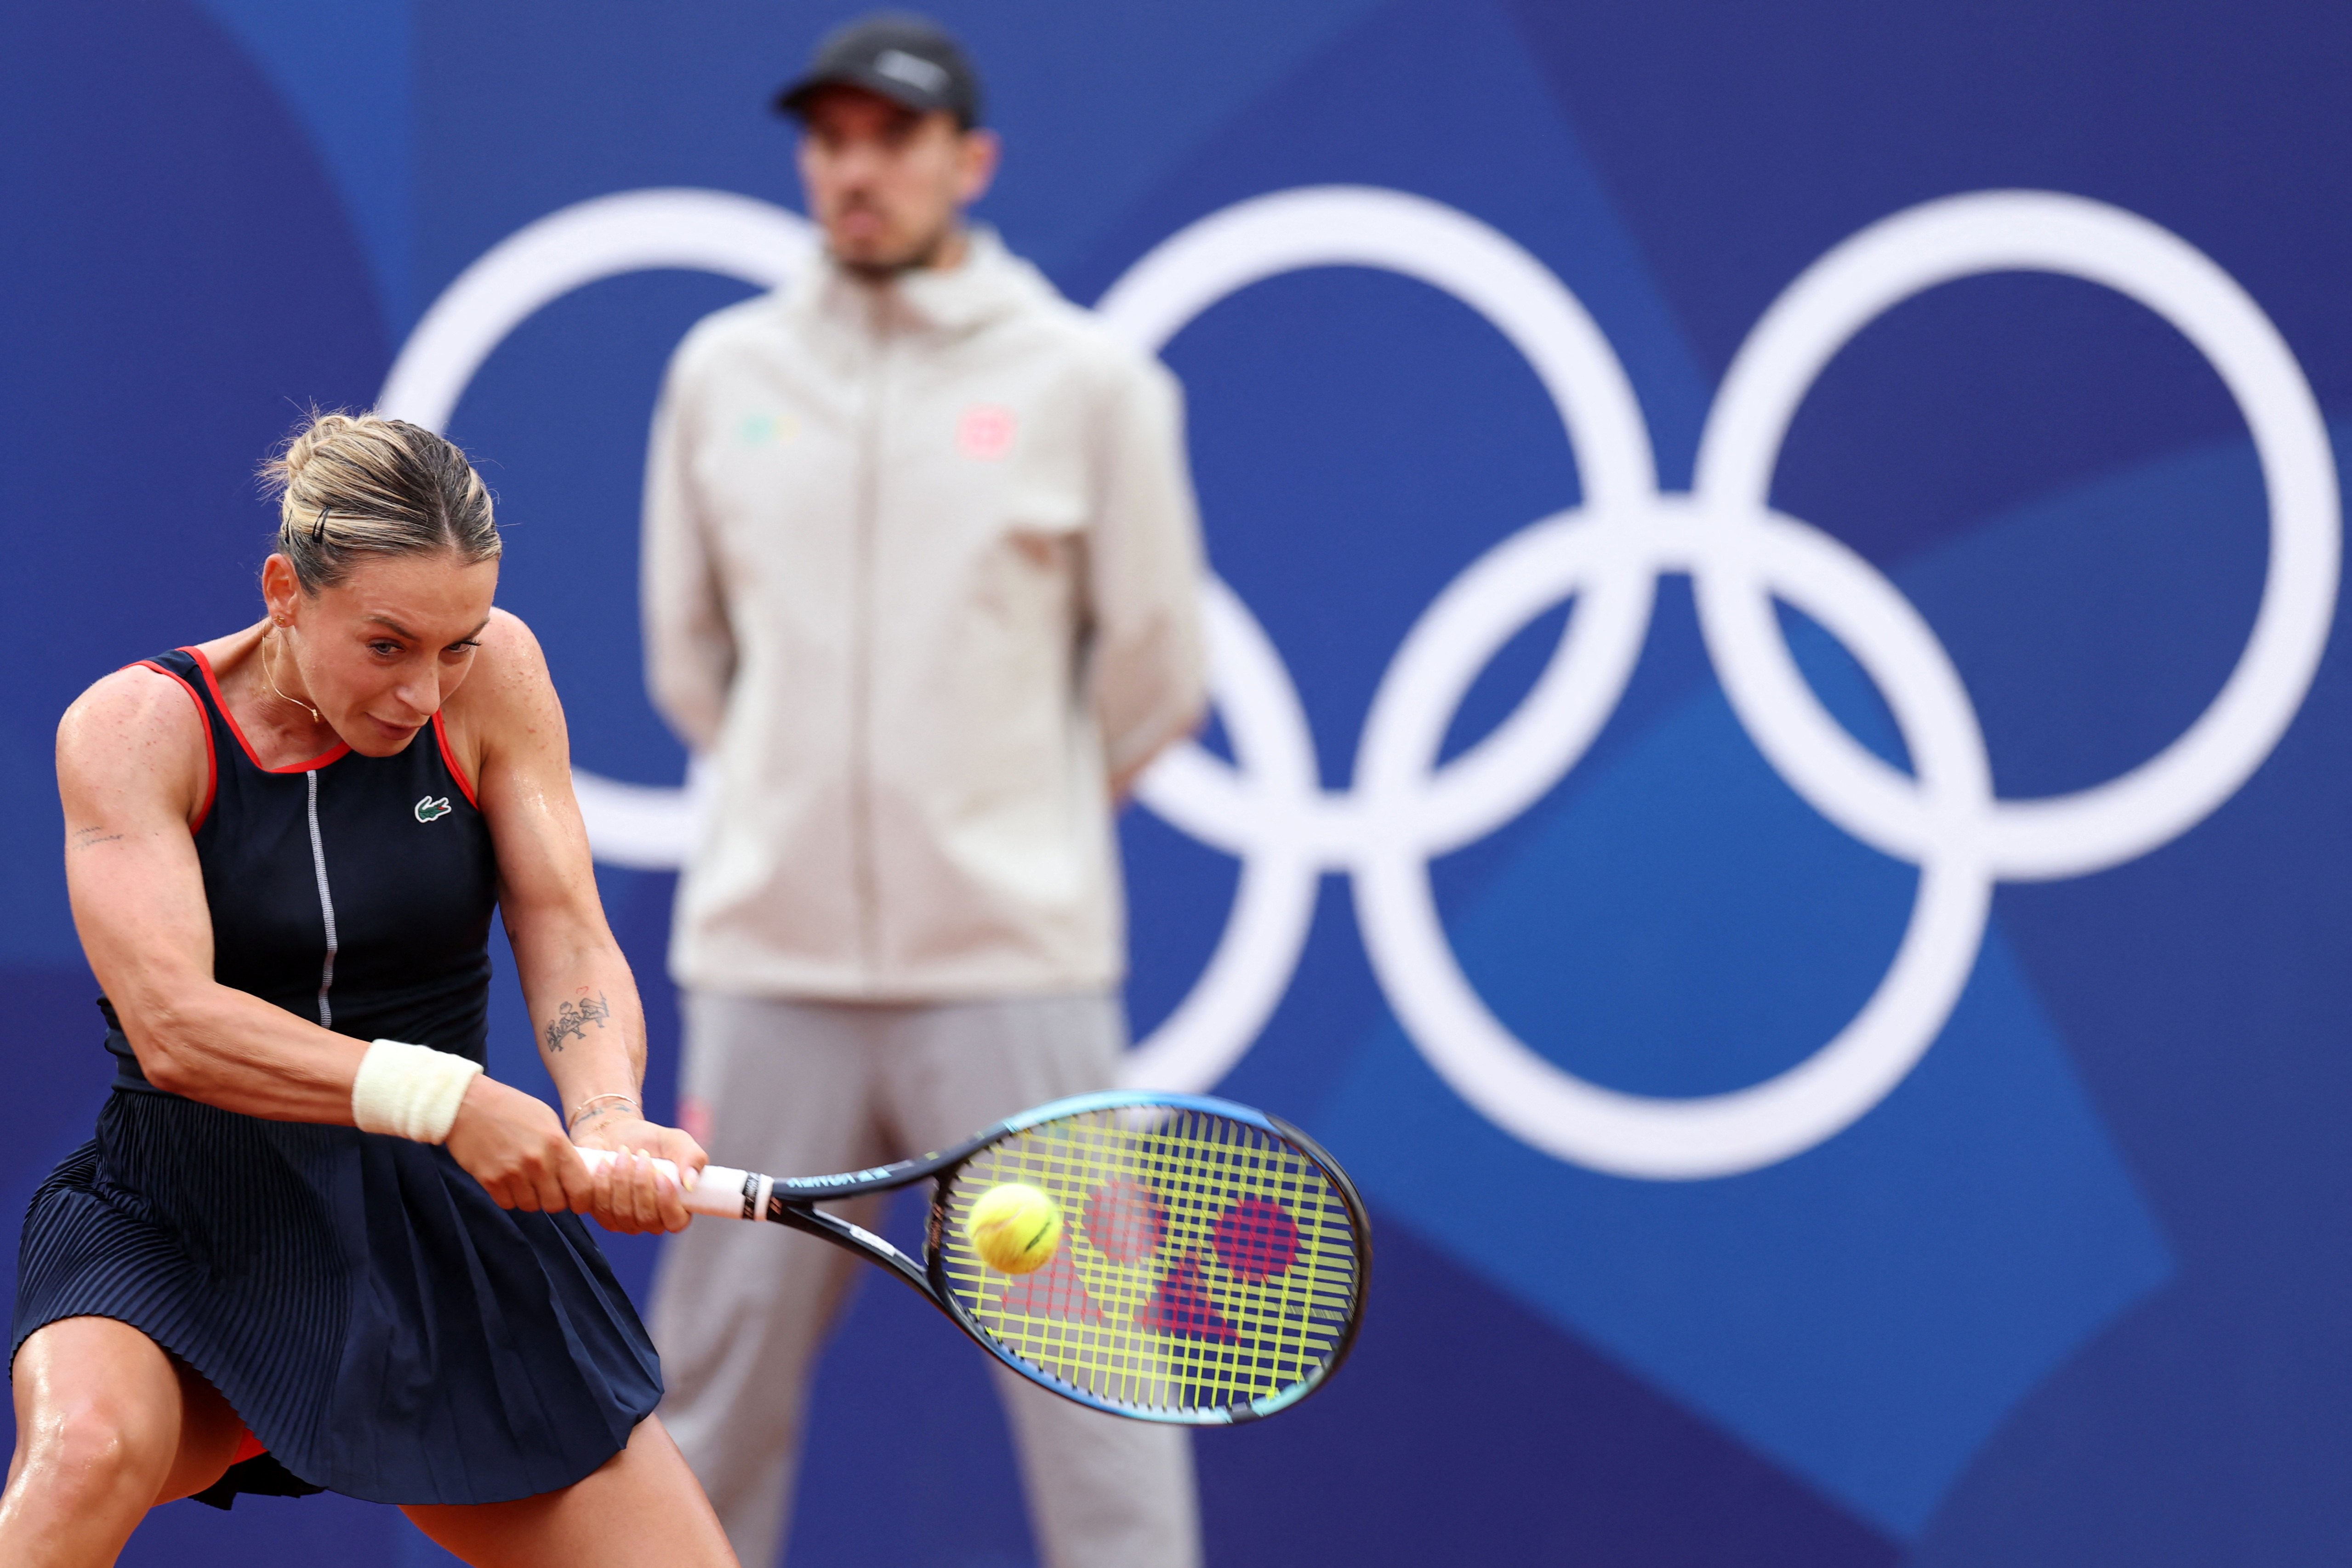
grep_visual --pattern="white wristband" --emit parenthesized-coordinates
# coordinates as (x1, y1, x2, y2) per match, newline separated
(353, 1038, 484, 1143)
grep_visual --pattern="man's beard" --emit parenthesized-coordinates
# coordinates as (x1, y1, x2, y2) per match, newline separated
(833, 206, 958, 280)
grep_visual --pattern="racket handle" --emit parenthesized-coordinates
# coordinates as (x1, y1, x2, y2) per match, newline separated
(575, 1147, 756, 1219)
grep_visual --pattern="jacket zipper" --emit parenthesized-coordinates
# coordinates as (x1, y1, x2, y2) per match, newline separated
(847, 298, 884, 983)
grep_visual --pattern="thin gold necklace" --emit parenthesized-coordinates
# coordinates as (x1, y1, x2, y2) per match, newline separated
(262, 628, 322, 725)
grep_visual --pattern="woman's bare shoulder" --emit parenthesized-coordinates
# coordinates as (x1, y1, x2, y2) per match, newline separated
(61, 662, 208, 749)
(442, 608, 569, 779)
(57, 663, 212, 814)
(459, 609, 558, 711)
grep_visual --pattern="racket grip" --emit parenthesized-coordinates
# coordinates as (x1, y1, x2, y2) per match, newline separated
(575, 1147, 755, 1219)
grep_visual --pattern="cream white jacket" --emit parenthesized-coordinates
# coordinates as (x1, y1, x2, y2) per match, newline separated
(642, 231, 1207, 1001)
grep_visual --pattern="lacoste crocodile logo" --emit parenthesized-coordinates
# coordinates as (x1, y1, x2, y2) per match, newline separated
(414, 795, 452, 823)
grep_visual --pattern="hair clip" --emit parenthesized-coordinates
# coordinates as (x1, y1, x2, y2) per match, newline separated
(312, 505, 331, 542)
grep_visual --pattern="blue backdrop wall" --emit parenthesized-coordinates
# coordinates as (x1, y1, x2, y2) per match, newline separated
(4, 2, 2350, 1564)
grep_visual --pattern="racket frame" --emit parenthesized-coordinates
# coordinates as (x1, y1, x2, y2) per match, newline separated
(745, 1090, 1371, 1425)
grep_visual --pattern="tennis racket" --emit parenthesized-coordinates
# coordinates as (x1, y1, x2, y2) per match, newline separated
(581, 1091, 1369, 1424)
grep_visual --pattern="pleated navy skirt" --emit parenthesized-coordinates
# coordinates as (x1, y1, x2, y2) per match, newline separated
(14, 1083, 662, 1507)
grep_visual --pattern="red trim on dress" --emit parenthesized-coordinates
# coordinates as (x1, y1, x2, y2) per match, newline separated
(230, 1428, 268, 1466)
(186, 646, 350, 774)
(131, 659, 219, 832)
(432, 711, 478, 809)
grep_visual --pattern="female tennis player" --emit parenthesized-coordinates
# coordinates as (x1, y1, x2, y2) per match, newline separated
(0, 413, 738, 1566)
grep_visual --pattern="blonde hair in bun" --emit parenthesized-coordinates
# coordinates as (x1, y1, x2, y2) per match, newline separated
(260, 411, 500, 592)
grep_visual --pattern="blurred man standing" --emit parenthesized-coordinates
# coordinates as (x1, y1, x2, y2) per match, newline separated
(641, 13, 1207, 1567)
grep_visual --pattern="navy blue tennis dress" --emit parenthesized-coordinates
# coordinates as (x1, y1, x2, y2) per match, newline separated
(11, 647, 661, 1508)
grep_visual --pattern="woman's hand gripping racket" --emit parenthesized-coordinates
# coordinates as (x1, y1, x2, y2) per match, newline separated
(581, 1092, 1370, 1424)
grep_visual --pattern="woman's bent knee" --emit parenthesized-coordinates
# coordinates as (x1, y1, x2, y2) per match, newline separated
(13, 1397, 176, 1512)
(8, 1319, 189, 1517)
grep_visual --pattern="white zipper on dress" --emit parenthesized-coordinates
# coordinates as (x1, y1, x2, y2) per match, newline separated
(305, 769, 339, 1029)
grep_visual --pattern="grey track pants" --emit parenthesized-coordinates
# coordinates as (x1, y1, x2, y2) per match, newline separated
(647, 991, 1203, 1568)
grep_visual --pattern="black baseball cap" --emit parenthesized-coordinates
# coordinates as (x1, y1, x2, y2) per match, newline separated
(775, 13, 983, 128)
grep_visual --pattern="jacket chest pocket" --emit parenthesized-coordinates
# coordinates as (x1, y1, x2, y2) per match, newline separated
(991, 469, 1089, 605)
(969, 483, 1088, 627)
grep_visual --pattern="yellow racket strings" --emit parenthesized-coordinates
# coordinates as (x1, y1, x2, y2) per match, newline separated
(940, 1108, 1360, 1415)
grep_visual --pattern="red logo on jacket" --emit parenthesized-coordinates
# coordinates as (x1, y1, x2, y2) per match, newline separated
(957, 404, 1017, 461)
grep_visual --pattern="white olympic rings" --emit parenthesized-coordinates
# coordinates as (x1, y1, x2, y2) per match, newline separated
(382, 182, 2338, 1180)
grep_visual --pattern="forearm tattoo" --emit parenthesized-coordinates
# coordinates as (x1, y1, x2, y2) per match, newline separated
(69, 826, 124, 851)
(543, 990, 612, 1052)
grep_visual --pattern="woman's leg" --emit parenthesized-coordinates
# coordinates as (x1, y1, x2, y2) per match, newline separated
(400, 1415, 737, 1568)
(0, 1316, 245, 1566)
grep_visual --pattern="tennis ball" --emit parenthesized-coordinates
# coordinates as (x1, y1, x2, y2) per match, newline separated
(966, 1183, 1062, 1274)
